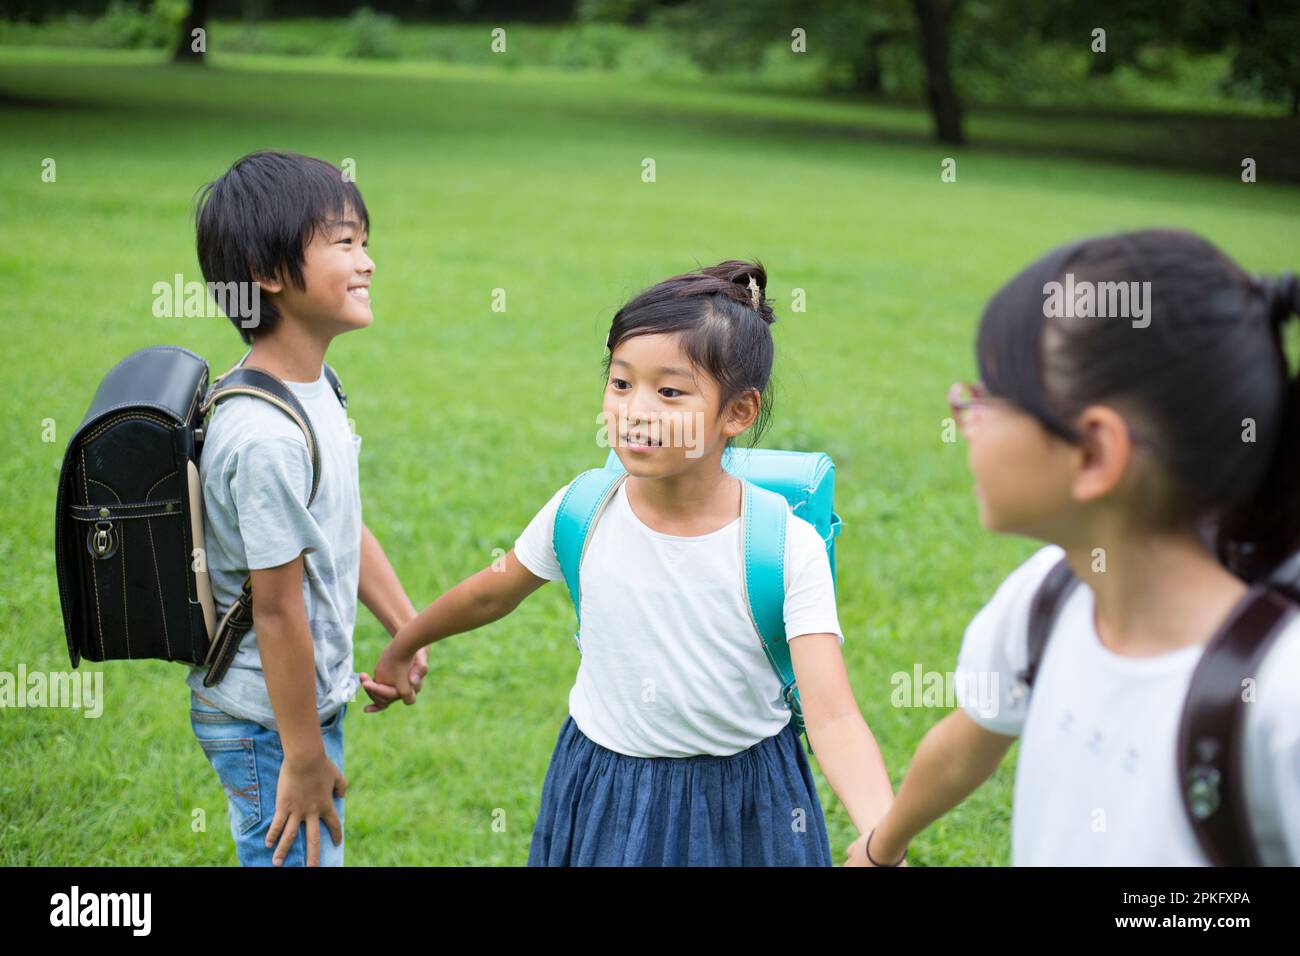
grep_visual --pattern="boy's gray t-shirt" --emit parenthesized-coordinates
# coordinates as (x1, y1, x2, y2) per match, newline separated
(186, 367, 362, 730)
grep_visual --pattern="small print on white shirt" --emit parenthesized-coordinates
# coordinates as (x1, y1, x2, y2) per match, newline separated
(955, 544, 1300, 866)
(514, 480, 844, 758)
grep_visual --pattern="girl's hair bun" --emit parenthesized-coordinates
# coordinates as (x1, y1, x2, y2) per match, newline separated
(702, 259, 775, 324)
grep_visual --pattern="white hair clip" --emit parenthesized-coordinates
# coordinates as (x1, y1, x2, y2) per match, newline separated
(747, 275, 761, 310)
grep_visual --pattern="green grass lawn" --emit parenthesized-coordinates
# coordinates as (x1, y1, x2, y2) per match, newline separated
(1, 45, 1298, 866)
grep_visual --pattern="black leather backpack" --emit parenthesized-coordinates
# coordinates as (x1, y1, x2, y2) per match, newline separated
(54, 346, 347, 687)
(1024, 553, 1299, 866)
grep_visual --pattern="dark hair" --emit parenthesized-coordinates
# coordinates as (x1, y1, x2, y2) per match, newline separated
(194, 150, 370, 344)
(603, 259, 777, 449)
(977, 228, 1300, 581)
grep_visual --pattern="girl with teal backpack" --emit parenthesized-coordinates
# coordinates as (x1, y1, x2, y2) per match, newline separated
(371, 259, 895, 865)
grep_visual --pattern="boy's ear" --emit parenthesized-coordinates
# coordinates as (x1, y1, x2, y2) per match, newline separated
(251, 271, 283, 295)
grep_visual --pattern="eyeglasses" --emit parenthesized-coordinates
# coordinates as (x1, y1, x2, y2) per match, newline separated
(948, 381, 992, 431)
(947, 379, 1160, 453)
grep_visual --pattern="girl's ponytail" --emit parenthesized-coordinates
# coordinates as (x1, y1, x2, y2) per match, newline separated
(1218, 272, 1300, 582)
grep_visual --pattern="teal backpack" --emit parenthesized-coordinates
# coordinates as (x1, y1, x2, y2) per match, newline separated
(552, 447, 843, 749)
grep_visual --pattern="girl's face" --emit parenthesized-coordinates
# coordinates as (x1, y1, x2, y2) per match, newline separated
(604, 332, 757, 478)
(956, 386, 1079, 537)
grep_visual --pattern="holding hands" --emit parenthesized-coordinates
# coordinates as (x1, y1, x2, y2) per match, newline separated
(360, 630, 428, 712)
(844, 826, 908, 868)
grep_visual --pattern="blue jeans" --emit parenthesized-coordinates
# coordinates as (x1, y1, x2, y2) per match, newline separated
(189, 688, 346, 867)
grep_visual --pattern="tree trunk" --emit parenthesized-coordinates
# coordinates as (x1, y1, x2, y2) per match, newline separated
(911, 0, 964, 145)
(1087, 52, 1117, 77)
(172, 0, 210, 65)
(853, 32, 890, 94)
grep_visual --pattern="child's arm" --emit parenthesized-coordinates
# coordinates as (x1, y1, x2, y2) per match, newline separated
(356, 521, 427, 711)
(850, 709, 1016, 866)
(252, 555, 348, 867)
(358, 521, 419, 636)
(790, 633, 896, 843)
(372, 549, 549, 702)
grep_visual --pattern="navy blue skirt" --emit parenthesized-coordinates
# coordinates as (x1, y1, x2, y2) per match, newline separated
(527, 715, 833, 866)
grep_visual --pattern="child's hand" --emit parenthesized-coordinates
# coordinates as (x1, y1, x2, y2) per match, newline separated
(844, 827, 908, 867)
(844, 831, 871, 867)
(360, 644, 427, 713)
(359, 672, 399, 712)
(267, 751, 348, 866)
(409, 645, 429, 693)
(361, 640, 421, 712)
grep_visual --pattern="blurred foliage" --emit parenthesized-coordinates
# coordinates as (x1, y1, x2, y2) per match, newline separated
(0, 1, 582, 19)
(83, 0, 188, 49)
(1189, 0, 1300, 115)
(346, 5, 400, 58)
(0, 0, 1295, 114)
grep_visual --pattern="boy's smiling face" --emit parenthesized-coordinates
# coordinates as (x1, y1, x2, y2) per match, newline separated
(258, 205, 374, 334)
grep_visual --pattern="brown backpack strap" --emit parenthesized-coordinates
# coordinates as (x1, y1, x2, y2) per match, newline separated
(1178, 587, 1295, 865)
(197, 359, 346, 686)
(202, 577, 253, 687)
(322, 362, 348, 409)
(1020, 556, 1079, 690)
(1020, 553, 1294, 864)
(201, 367, 324, 508)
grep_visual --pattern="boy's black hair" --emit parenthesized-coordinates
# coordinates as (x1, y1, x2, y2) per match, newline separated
(603, 259, 777, 449)
(194, 150, 370, 344)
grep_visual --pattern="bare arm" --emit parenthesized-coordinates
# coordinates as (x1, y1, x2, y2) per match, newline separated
(251, 555, 347, 865)
(863, 708, 1016, 865)
(374, 549, 549, 700)
(357, 521, 418, 637)
(356, 522, 427, 711)
(790, 633, 896, 837)
(254, 556, 324, 765)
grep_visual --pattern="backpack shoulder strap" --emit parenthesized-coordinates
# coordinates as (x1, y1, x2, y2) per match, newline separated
(200, 366, 324, 507)
(233, 348, 347, 411)
(553, 469, 627, 634)
(1178, 587, 1296, 865)
(322, 362, 348, 409)
(741, 480, 807, 739)
(1020, 555, 1080, 690)
(197, 363, 332, 690)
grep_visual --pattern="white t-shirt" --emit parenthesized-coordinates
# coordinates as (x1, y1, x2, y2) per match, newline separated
(513, 479, 844, 758)
(956, 545, 1300, 866)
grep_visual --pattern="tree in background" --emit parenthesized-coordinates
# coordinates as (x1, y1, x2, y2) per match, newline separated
(1184, 0, 1300, 117)
(582, 0, 965, 142)
(43, 0, 1300, 122)
(911, 0, 961, 143)
(172, 0, 208, 63)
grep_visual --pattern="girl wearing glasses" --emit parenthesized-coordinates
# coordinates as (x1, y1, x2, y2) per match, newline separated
(852, 229, 1300, 866)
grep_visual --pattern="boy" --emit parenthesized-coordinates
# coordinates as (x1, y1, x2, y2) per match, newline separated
(188, 150, 425, 866)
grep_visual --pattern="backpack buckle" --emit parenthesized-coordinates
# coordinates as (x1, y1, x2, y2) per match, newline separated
(1186, 764, 1222, 820)
(87, 520, 117, 560)
(783, 680, 806, 730)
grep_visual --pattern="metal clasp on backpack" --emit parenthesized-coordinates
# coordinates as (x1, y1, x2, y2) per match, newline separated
(1186, 762, 1222, 820)
(86, 510, 118, 560)
(783, 679, 806, 732)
